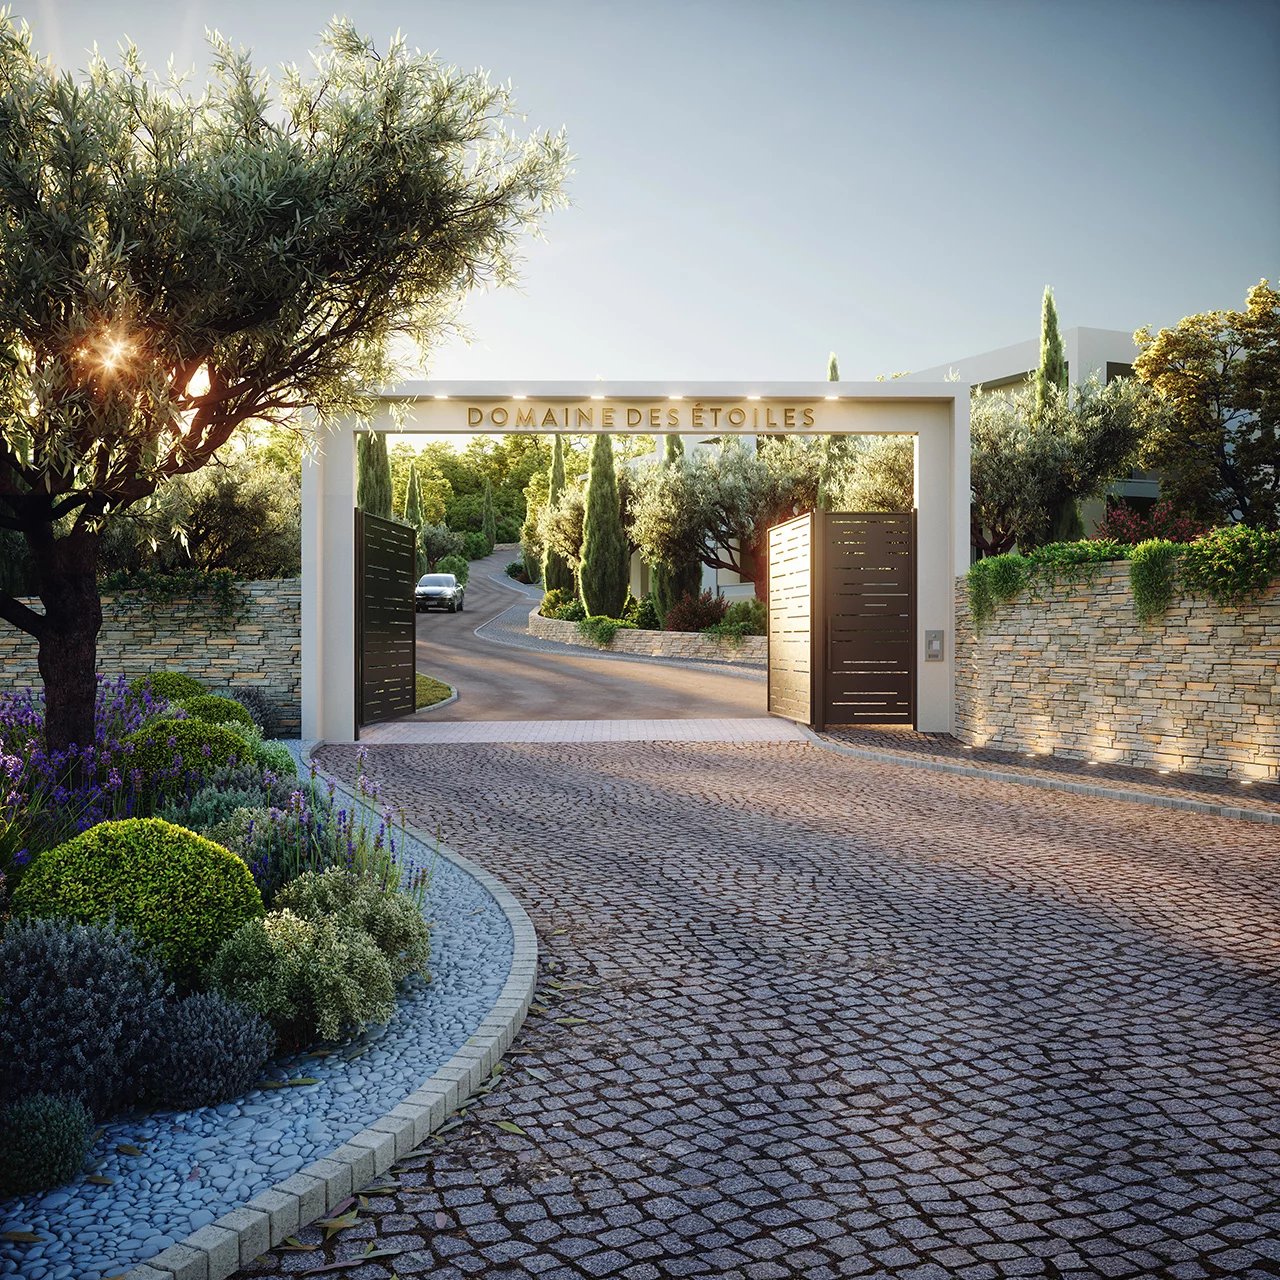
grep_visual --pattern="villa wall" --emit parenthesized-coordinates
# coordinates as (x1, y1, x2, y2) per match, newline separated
(0, 578, 302, 736)
(954, 562, 1279, 781)
(528, 607, 766, 665)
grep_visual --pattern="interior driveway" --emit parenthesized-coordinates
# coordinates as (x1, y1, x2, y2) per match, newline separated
(239, 740, 1280, 1280)
(411, 553, 765, 722)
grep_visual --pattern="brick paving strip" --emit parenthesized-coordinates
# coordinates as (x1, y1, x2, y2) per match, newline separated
(235, 740, 1280, 1280)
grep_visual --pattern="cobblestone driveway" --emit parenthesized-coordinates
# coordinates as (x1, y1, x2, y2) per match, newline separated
(241, 742, 1280, 1280)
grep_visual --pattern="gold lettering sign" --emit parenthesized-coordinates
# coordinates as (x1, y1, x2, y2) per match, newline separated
(465, 403, 819, 431)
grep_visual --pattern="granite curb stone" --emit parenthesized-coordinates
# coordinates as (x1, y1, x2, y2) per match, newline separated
(122, 745, 539, 1280)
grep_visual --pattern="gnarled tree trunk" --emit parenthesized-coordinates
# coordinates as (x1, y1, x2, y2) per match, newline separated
(30, 530, 102, 754)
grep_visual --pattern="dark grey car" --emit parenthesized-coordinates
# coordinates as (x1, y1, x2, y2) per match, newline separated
(415, 572, 465, 613)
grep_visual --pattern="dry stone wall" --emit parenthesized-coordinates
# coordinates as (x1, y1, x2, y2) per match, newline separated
(0, 578, 302, 736)
(955, 562, 1278, 782)
(528, 607, 765, 665)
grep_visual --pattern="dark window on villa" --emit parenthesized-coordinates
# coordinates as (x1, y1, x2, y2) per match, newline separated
(1106, 361, 1134, 382)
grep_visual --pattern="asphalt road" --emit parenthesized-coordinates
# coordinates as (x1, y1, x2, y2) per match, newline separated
(413, 553, 766, 721)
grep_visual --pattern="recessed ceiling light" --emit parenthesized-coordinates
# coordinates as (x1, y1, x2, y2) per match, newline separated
(433, 394, 449, 400)
(747, 395, 760, 401)
(669, 395, 683, 401)
(590, 394, 604, 400)
(512, 395, 526, 400)
(825, 395, 839, 401)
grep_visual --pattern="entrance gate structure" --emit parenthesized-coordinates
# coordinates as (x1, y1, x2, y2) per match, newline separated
(302, 382, 969, 742)
(768, 511, 916, 731)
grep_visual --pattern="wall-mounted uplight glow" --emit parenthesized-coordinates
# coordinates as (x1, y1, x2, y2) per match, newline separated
(668, 395, 684, 401)
(590, 394, 604, 401)
(512, 394, 526, 401)
(825, 395, 839, 401)
(746, 395, 760, 401)
(433, 394, 449, 400)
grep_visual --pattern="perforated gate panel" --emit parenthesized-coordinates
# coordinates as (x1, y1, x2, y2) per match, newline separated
(767, 512, 814, 723)
(824, 511, 916, 726)
(766, 510, 916, 730)
(355, 509, 416, 730)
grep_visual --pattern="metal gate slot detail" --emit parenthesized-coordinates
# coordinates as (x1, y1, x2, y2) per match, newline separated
(355, 508, 417, 731)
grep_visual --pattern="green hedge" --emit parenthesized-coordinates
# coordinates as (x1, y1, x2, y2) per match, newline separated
(967, 528, 1280, 632)
(178, 694, 254, 728)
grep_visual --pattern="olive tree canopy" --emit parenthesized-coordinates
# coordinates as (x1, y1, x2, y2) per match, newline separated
(0, 17, 568, 750)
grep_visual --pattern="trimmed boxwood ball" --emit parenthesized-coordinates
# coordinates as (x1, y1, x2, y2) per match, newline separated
(149, 992, 276, 1111)
(123, 717, 247, 790)
(12, 818, 264, 983)
(177, 694, 254, 728)
(0, 1094, 94, 1196)
(128, 670, 205, 703)
(0, 919, 171, 1117)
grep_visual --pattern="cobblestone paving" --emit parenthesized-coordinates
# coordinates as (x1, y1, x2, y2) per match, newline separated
(239, 742, 1280, 1280)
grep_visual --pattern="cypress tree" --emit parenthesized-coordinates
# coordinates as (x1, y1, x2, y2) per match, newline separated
(1034, 286, 1068, 423)
(404, 461, 423, 528)
(578, 432, 629, 618)
(481, 476, 497, 549)
(651, 433, 701, 621)
(542, 434, 575, 593)
(1035, 287, 1082, 540)
(356, 432, 393, 519)
(819, 350, 842, 511)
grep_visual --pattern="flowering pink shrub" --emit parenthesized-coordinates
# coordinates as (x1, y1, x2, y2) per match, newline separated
(1094, 501, 1206, 546)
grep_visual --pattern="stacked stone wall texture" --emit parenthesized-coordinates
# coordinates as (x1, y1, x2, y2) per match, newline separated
(0, 579, 302, 736)
(527, 607, 765, 664)
(955, 562, 1278, 782)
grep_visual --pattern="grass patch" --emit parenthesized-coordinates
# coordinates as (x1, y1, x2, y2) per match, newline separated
(415, 674, 453, 709)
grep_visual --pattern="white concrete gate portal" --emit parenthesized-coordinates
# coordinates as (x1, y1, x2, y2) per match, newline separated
(302, 382, 970, 742)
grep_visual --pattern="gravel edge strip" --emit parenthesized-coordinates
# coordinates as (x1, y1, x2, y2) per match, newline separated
(806, 729, 1280, 827)
(124, 745, 539, 1280)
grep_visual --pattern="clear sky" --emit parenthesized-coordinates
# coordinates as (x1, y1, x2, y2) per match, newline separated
(20, 0, 1280, 381)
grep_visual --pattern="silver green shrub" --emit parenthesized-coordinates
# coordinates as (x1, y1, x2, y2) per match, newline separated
(0, 1093, 94, 1196)
(227, 686, 274, 735)
(275, 867, 430, 984)
(0, 919, 170, 1116)
(149, 992, 275, 1111)
(207, 909, 396, 1045)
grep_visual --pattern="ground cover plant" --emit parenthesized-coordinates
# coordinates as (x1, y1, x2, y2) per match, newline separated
(0, 668, 434, 1198)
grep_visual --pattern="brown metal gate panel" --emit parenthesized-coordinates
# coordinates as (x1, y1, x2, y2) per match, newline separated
(822, 511, 916, 727)
(355, 509, 416, 730)
(766, 512, 814, 724)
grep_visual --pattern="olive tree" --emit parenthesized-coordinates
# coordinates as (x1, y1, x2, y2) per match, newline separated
(0, 18, 567, 750)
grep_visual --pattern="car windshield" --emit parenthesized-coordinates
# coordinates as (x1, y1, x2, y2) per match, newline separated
(418, 574, 456, 588)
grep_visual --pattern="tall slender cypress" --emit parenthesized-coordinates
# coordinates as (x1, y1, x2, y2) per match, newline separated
(651, 433, 701, 621)
(578, 433, 629, 618)
(818, 350, 842, 511)
(404, 461, 423, 528)
(481, 476, 497, 549)
(542, 434, 575, 593)
(1034, 288, 1082, 540)
(1034, 286, 1068, 423)
(356, 432, 393, 519)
